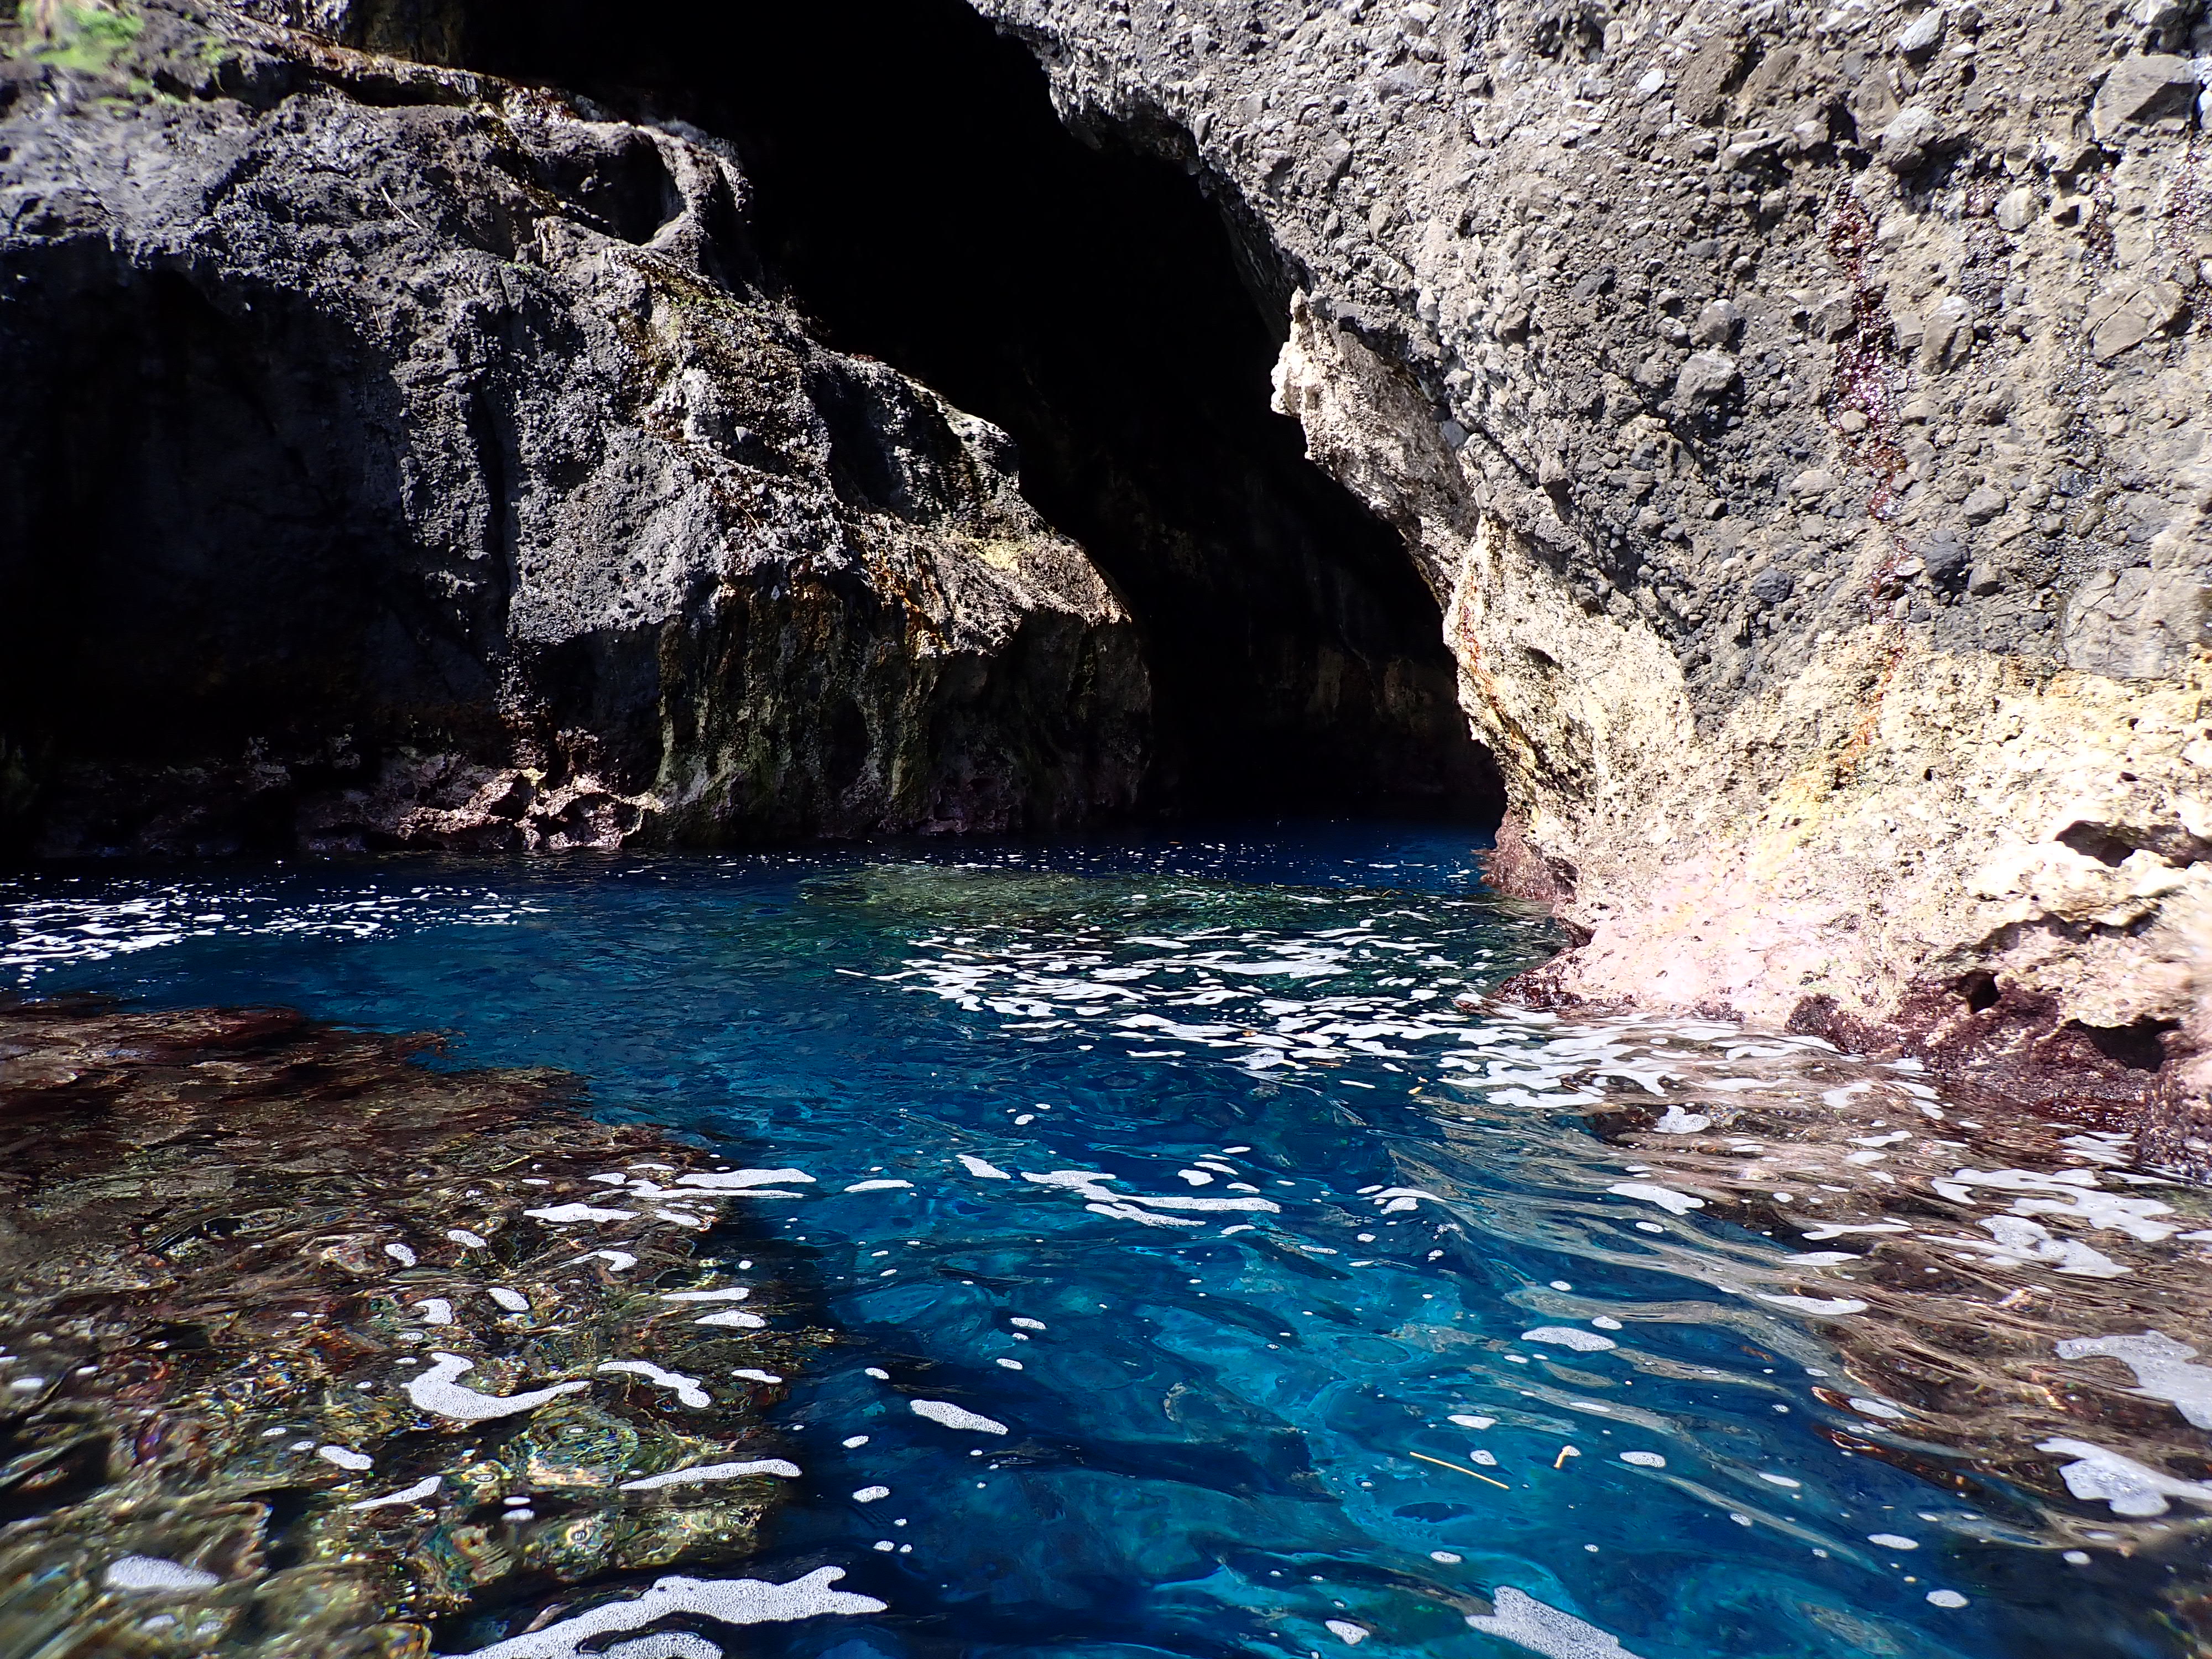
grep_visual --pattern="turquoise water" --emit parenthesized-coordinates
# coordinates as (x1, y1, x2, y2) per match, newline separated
(4, 827, 2201, 1659)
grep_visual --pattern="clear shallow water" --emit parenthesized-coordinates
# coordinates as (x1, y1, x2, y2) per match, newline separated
(6, 825, 2208, 1659)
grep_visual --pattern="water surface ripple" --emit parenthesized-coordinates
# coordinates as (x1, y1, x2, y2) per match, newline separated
(5, 827, 2208, 1659)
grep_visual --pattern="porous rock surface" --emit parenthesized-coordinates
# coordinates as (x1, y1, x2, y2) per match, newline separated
(974, 0, 2212, 1133)
(0, 0, 1149, 857)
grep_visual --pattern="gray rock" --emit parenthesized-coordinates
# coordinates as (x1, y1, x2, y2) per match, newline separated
(2089, 55, 2200, 139)
(1921, 296, 1976, 371)
(1961, 487, 2008, 524)
(1692, 299, 1741, 347)
(1995, 186, 2039, 233)
(1895, 8, 1946, 57)
(1674, 350, 1741, 404)
(1880, 105, 1943, 170)
(2063, 565, 2204, 677)
(2086, 281, 2188, 360)
(1922, 529, 1972, 588)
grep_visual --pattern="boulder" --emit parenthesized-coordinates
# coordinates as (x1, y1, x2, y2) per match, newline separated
(2090, 55, 2200, 139)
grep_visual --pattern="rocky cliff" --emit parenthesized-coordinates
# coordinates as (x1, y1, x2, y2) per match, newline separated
(968, 0, 2212, 1142)
(0, 0, 1150, 855)
(7, 0, 2210, 1141)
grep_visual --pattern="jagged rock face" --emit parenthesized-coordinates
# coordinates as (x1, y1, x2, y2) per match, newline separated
(0, 1, 1149, 856)
(969, 0, 2212, 1128)
(7, 0, 2209, 1133)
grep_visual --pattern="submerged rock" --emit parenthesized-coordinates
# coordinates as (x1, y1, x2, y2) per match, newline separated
(0, 998, 817, 1656)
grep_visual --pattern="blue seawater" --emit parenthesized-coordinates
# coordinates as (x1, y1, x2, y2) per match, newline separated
(3, 825, 2197, 1659)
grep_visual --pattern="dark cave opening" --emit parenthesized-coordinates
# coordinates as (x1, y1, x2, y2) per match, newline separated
(459, 0, 1500, 822)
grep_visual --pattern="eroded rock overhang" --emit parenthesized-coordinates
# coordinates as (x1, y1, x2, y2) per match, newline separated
(966, 0, 2212, 1145)
(0, 3, 1155, 853)
(1, 0, 1503, 857)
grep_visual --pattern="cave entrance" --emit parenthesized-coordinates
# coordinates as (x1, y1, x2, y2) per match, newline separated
(460, 0, 1500, 823)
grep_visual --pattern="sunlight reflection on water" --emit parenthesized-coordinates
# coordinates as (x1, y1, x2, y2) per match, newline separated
(4, 827, 2208, 1659)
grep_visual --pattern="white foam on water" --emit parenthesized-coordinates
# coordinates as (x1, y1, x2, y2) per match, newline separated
(1024, 1167, 1281, 1217)
(844, 1180, 914, 1192)
(1651, 1105, 1713, 1134)
(1370, 1187, 1443, 1214)
(853, 1486, 890, 1503)
(957, 1155, 1013, 1180)
(731, 1369, 784, 1384)
(1087, 1200, 1202, 1228)
(1798, 1223, 1909, 1239)
(1465, 1585, 1644, 1658)
(406, 1354, 589, 1422)
(1606, 1182, 1705, 1215)
(1959, 1216, 2131, 1278)
(599, 1361, 711, 1408)
(695, 1310, 767, 1329)
(598, 1636, 720, 1659)
(1848, 1398, 1908, 1420)
(384, 1243, 418, 1266)
(1752, 1293, 1869, 1316)
(1867, 1533, 1917, 1549)
(676, 1169, 816, 1191)
(105, 1556, 220, 1594)
(448, 1229, 489, 1248)
(317, 1445, 373, 1471)
(585, 1250, 639, 1272)
(415, 1299, 455, 1326)
(1522, 1327, 1618, 1353)
(1927, 1590, 1968, 1609)
(662, 1287, 751, 1302)
(2054, 1332, 2212, 1428)
(1931, 1168, 2177, 1241)
(1325, 1620, 1369, 1644)
(1449, 1415, 1495, 1430)
(349, 1475, 442, 1511)
(524, 1204, 639, 1224)
(618, 1459, 801, 1491)
(488, 1288, 529, 1313)
(1009, 1317, 1046, 1331)
(2037, 1437, 2212, 1516)
(910, 1399, 1009, 1434)
(448, 1567, 886, 1658)
(1619, 1452, 1666, 1468)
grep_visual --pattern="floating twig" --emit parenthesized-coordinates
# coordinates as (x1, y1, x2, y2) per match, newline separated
(1409, 1451, 1511, 1490)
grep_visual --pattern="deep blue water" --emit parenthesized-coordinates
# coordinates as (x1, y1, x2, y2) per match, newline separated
(3, 825, 2195, 1659)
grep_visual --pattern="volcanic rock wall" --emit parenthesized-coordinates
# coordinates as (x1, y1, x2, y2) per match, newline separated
(971, 0, 2212, 1132)
(0, 0, 1150, 855)
(7, 0, 2210, 1136)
